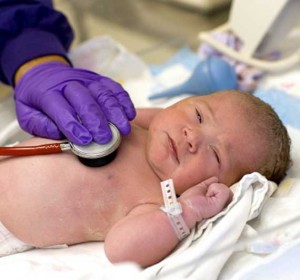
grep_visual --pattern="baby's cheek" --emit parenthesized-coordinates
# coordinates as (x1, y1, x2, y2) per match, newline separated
(148, 154, 176, 182)
(188, 165, 218, 187)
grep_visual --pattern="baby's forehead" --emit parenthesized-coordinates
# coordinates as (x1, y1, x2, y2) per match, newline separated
(189, 91, 234, 101)
(185, 92, 240, 106)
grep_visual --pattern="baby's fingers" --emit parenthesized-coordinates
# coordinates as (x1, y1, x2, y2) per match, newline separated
(182, 184, 232, 220)
(207, 183, 233, 207)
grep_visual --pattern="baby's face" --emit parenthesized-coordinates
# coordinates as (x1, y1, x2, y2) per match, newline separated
(146, 91, 266, 194)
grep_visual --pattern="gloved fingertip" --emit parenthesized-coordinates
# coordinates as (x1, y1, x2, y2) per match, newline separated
(94, 130, 113, 144)
(68, 132, 93, 145)
(77, 136, 93, 145)
(51, 130, 65, 140)
(65, 133, 93, 146)
(61, 122, 95, 145)
(118, 123, 132, 136)
(36, 130, 63, 140)
(44, 123, 64, 140)
(127, 108, 137, 121)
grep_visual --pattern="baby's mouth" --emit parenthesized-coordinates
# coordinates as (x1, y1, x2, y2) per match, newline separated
(168, 135, 179, 163)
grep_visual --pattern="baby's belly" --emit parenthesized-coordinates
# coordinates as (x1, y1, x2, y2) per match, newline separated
(0, 134, 162, 247)
(1, 188, 128, 247)
(0, 157, 131, 247)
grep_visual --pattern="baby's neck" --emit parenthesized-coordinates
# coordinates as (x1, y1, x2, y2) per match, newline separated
(123, 125, 159, 178)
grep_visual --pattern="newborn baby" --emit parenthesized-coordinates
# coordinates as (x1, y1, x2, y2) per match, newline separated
(0, 90, 291, 267)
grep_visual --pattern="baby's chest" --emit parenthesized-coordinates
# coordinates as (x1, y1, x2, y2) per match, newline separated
(103, 168, 163, 208)
(79, 160, 161, 205)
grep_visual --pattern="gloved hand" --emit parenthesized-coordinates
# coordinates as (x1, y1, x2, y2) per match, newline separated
(14, 62, 136, 145)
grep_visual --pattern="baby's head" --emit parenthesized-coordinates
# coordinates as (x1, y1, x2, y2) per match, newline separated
(147, 90, 291, 193)
(229, 90, 291, 184)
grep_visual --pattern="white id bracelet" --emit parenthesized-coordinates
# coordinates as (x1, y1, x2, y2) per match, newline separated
(160, 179, 190, 240)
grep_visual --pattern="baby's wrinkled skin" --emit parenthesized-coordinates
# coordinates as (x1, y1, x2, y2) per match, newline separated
(0, 92, 266, 267)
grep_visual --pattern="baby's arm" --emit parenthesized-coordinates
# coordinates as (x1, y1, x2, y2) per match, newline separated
(104, 177, 232, 267)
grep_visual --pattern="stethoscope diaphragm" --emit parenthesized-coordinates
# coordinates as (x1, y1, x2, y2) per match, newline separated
(66, 123, 121, 166)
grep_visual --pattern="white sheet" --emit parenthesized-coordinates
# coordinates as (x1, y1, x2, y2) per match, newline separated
(1, 36, 300, 280)
(143, 173, 277, 280)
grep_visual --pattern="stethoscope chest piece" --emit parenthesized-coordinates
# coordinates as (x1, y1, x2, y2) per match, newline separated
(0, 123, 121, 168)
(68, 123, 121, 167)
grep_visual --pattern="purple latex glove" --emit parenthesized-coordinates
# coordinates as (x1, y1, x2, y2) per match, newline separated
(14, 62, 136, 145)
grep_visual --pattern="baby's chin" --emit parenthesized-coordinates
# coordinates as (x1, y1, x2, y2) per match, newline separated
(151, 166, 171, 182)
(146, 153, 173, 180)
(149, 161, 175, 183)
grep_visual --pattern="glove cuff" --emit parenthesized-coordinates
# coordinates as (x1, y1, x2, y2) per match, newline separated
(1, 29, 71, 86)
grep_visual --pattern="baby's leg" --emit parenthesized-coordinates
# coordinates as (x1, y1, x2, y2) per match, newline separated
(0, 222, 34, 257)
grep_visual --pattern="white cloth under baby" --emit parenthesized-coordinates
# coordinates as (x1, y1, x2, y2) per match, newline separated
(0, 222, 69, 257)
(143, 172, 277, 280)
(0, 222, 34, 257)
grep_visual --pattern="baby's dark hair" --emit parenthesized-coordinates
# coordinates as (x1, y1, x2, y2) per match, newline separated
(230, 90, 292, 184)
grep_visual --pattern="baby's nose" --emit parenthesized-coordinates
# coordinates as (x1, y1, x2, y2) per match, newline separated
(183, 127, 201, 153)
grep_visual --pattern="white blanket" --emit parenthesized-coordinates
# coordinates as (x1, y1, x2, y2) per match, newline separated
(143, 173, 277, 280)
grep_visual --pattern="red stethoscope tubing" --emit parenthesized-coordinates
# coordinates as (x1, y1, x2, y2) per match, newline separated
(0, 143, 64, 156)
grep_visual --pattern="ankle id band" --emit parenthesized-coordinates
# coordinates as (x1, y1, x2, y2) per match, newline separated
(160, 179, 190, 240)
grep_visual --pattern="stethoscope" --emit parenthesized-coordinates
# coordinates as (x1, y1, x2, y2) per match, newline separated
(0, 123, 121, 167)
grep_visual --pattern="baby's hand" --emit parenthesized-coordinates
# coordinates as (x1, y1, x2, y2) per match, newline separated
(179, 177, 233, 228)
